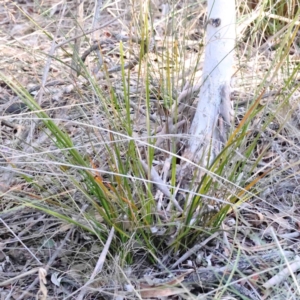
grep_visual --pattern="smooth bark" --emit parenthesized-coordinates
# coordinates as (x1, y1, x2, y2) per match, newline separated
(180, 0, 236, 182)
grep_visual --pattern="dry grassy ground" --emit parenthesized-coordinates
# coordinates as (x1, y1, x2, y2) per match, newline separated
(1, 0, 300, 299)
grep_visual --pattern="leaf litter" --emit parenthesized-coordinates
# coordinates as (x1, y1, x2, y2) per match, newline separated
(1, 0, 300, 299)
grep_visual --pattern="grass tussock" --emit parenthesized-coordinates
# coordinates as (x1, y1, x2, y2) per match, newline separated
(1, 0, 300, 299)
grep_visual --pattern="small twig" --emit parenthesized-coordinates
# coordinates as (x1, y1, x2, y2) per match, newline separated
(263, 255, 300, 289)
(91, 227, 115, 278)
(171, 232, 219, 269)
(1, 120, 20, 129)
(140, 159, 183, 212)
(76, 226, 115, 300)
(264, 227, 300, 293)
(0, 267, 40, 287)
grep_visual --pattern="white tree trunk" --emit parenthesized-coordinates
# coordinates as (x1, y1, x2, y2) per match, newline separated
(180, 0, 236, 183)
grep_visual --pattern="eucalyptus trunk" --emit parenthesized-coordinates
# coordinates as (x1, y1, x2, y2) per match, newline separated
(180, 0, 236, 183)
